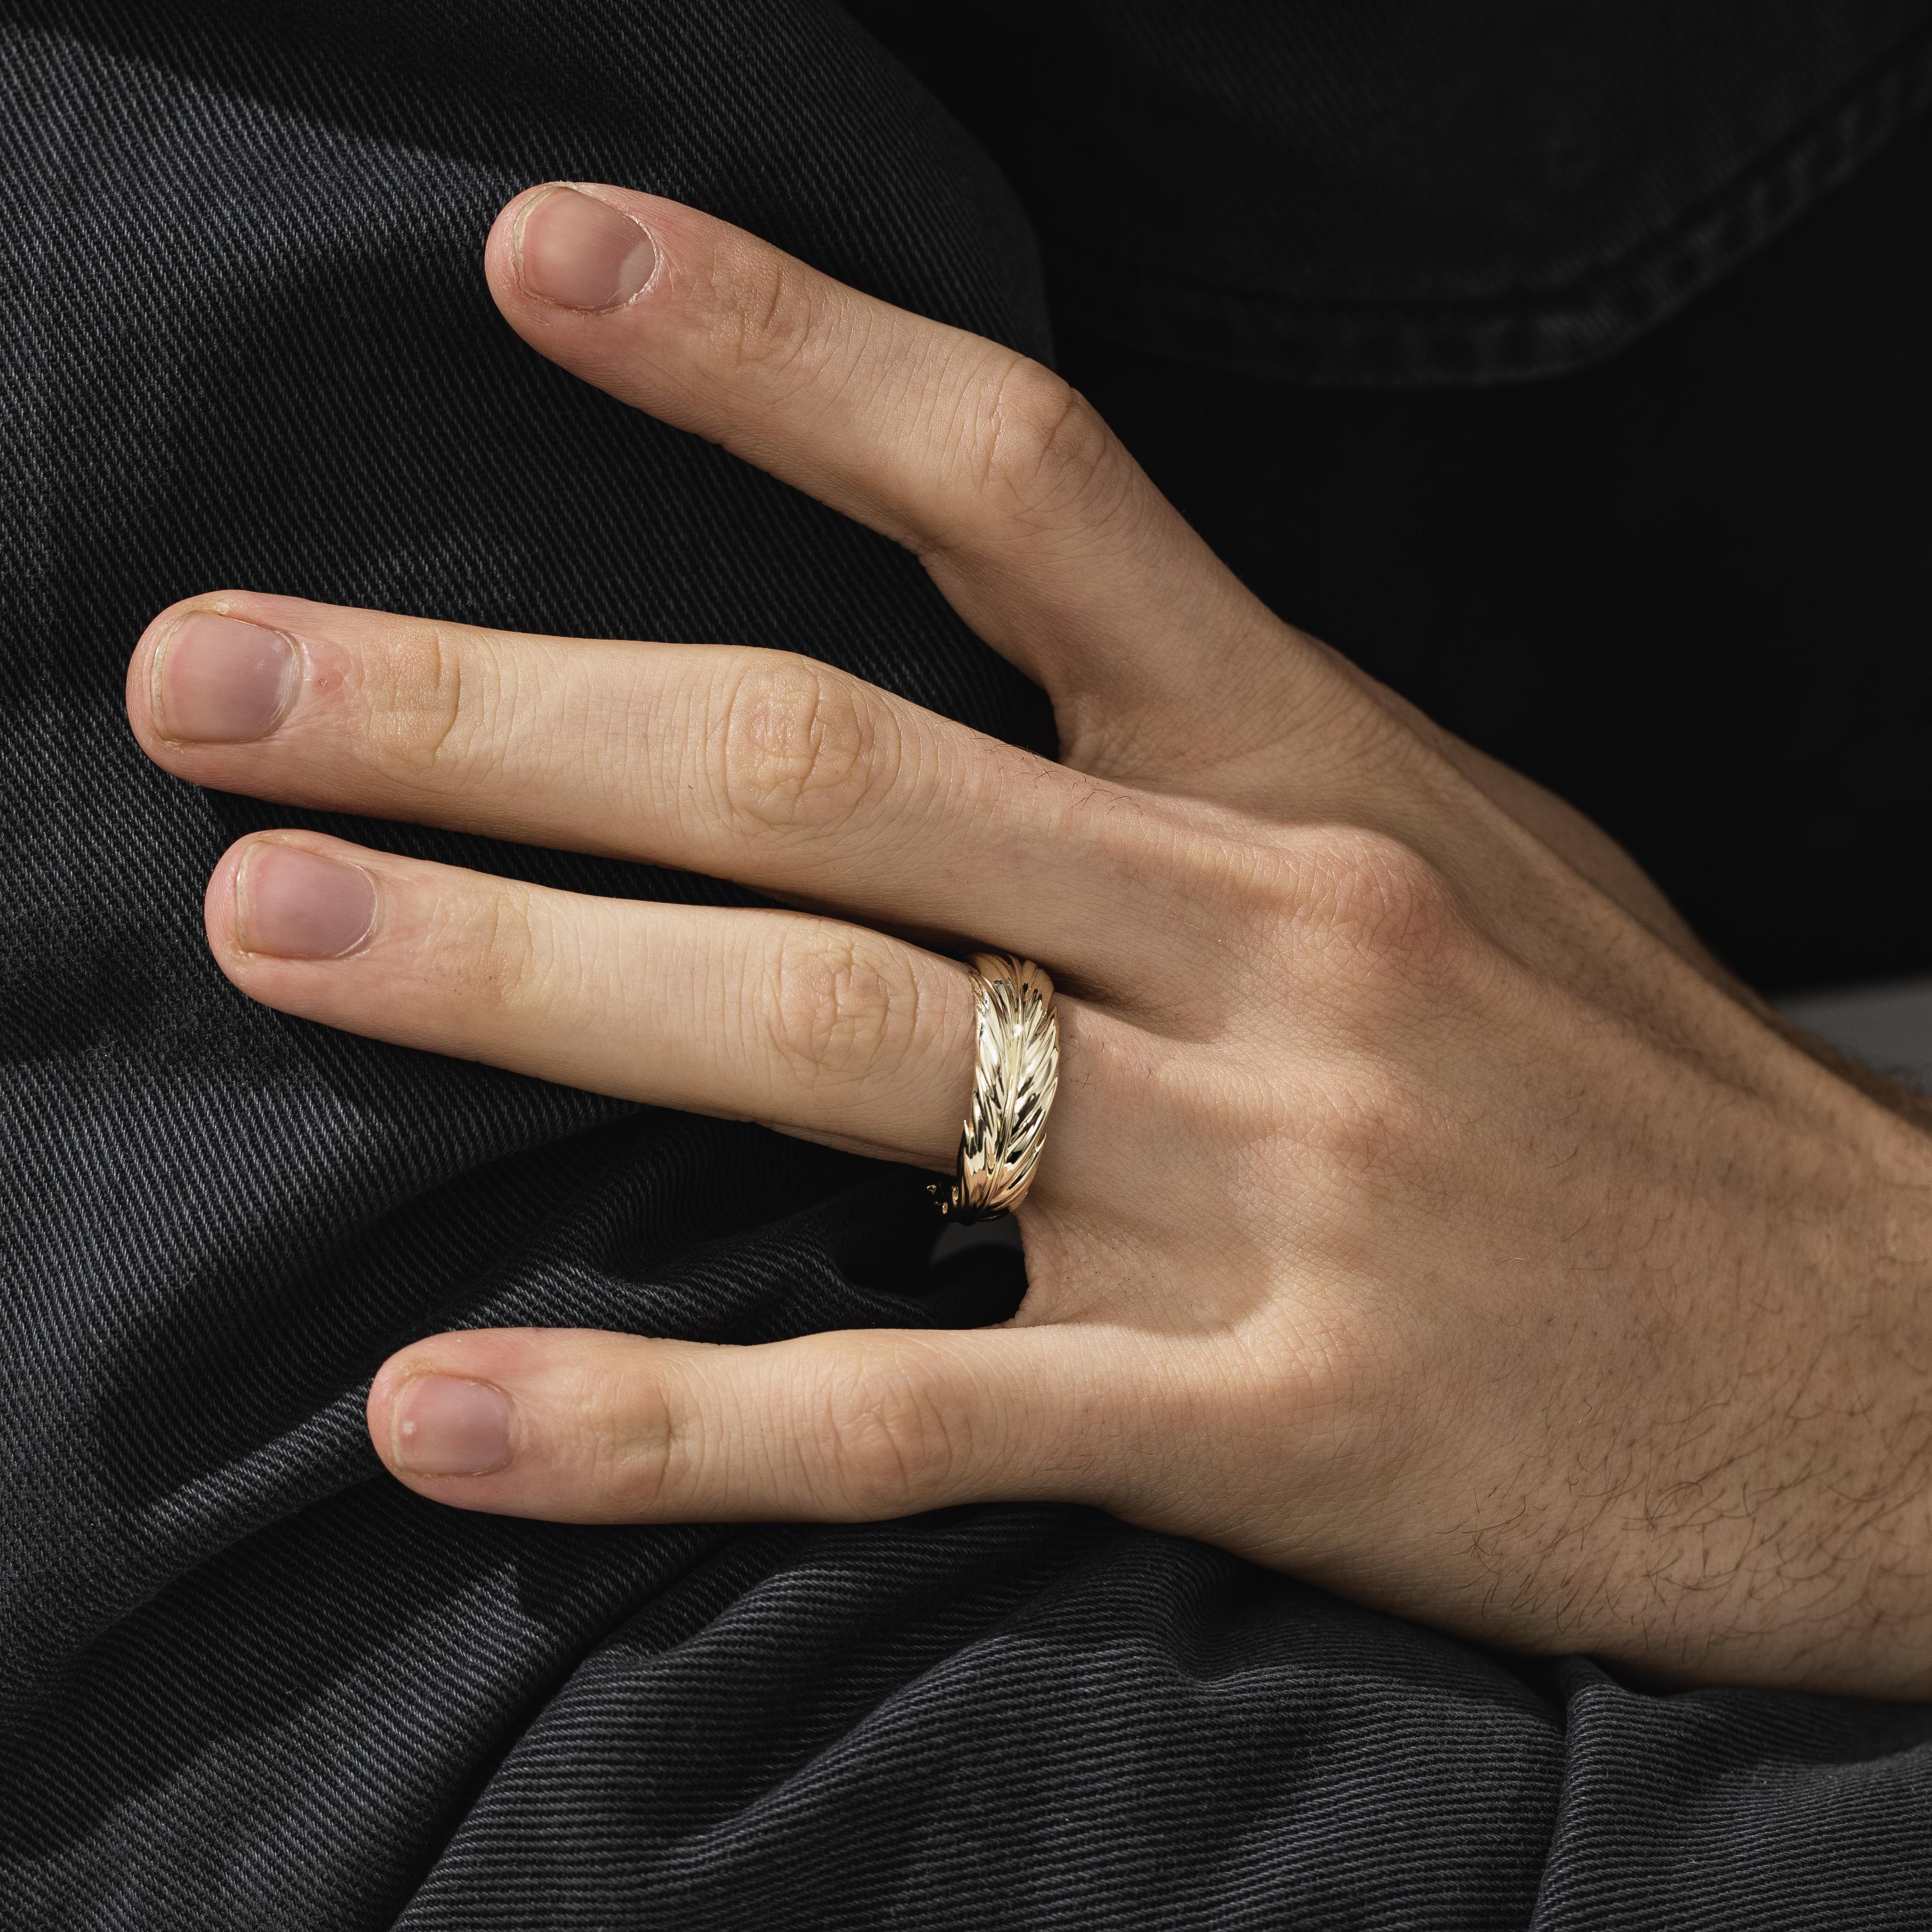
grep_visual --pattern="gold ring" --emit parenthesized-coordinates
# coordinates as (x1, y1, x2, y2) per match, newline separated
(930, 952, 1060, 1223)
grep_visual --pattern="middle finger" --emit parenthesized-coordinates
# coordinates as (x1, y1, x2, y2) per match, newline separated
(130, 591, 1214, 1004)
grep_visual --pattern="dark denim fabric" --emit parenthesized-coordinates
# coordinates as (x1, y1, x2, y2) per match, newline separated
(858, 0, 1932, 382)
(4, 5, 1931, 1928)
(1053, 107, 1932, 993)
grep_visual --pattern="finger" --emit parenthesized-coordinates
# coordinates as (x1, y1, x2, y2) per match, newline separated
(365, 1324, 1113, 1524)
(486, 187, 1648, 872)
(130, 591, 1216, 1005)
(482, 183, 1324, 776)
(207, 829, 1114, 1174)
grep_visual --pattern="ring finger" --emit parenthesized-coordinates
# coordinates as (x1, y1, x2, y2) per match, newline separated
(208, 829, 1107, 1180)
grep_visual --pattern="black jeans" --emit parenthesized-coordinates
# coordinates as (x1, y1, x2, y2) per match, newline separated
(4, 6, 1930, 1927)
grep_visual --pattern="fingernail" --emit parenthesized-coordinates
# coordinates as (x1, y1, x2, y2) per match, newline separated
(391, 1376, 513, 1476)
(515, 186, 656, 310)
(153, 614, 298, 743)
(235, 844, 377, 958)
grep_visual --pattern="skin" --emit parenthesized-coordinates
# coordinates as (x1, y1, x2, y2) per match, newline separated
(125, 183, 1932, 1697)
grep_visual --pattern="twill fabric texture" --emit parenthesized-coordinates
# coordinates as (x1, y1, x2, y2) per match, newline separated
(3, 5, 1931, 1930)
(852, 0, 1932, 383)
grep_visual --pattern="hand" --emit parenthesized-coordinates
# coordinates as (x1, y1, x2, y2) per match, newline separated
(127, 183, 1932, 1696)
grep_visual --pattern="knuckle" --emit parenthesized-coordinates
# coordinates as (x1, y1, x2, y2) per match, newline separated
(1289, 828, 1472, 993)
(1244, 1298, 1427, 1481)
(439, 880, 547, 1011)
(581, 1363, 680, 1516)
(969, 358, 1125, 530)
(762, 923, 921, 1091)
(713, 654, 898, 838)
(367, 622, 497, 782)
(713, 249, 827, 393)
(809, 1350, 970, 1517)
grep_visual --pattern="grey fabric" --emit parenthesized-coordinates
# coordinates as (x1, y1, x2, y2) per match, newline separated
(1782, 978, 1932, 1087)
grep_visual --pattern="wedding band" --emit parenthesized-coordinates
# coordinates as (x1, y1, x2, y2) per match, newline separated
(930, 952, 1060, 1223)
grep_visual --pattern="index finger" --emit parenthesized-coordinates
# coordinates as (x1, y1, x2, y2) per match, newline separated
(482, 183, 1313, 773)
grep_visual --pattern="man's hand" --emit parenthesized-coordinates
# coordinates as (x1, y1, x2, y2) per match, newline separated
(126, 183, 1932, 1695)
